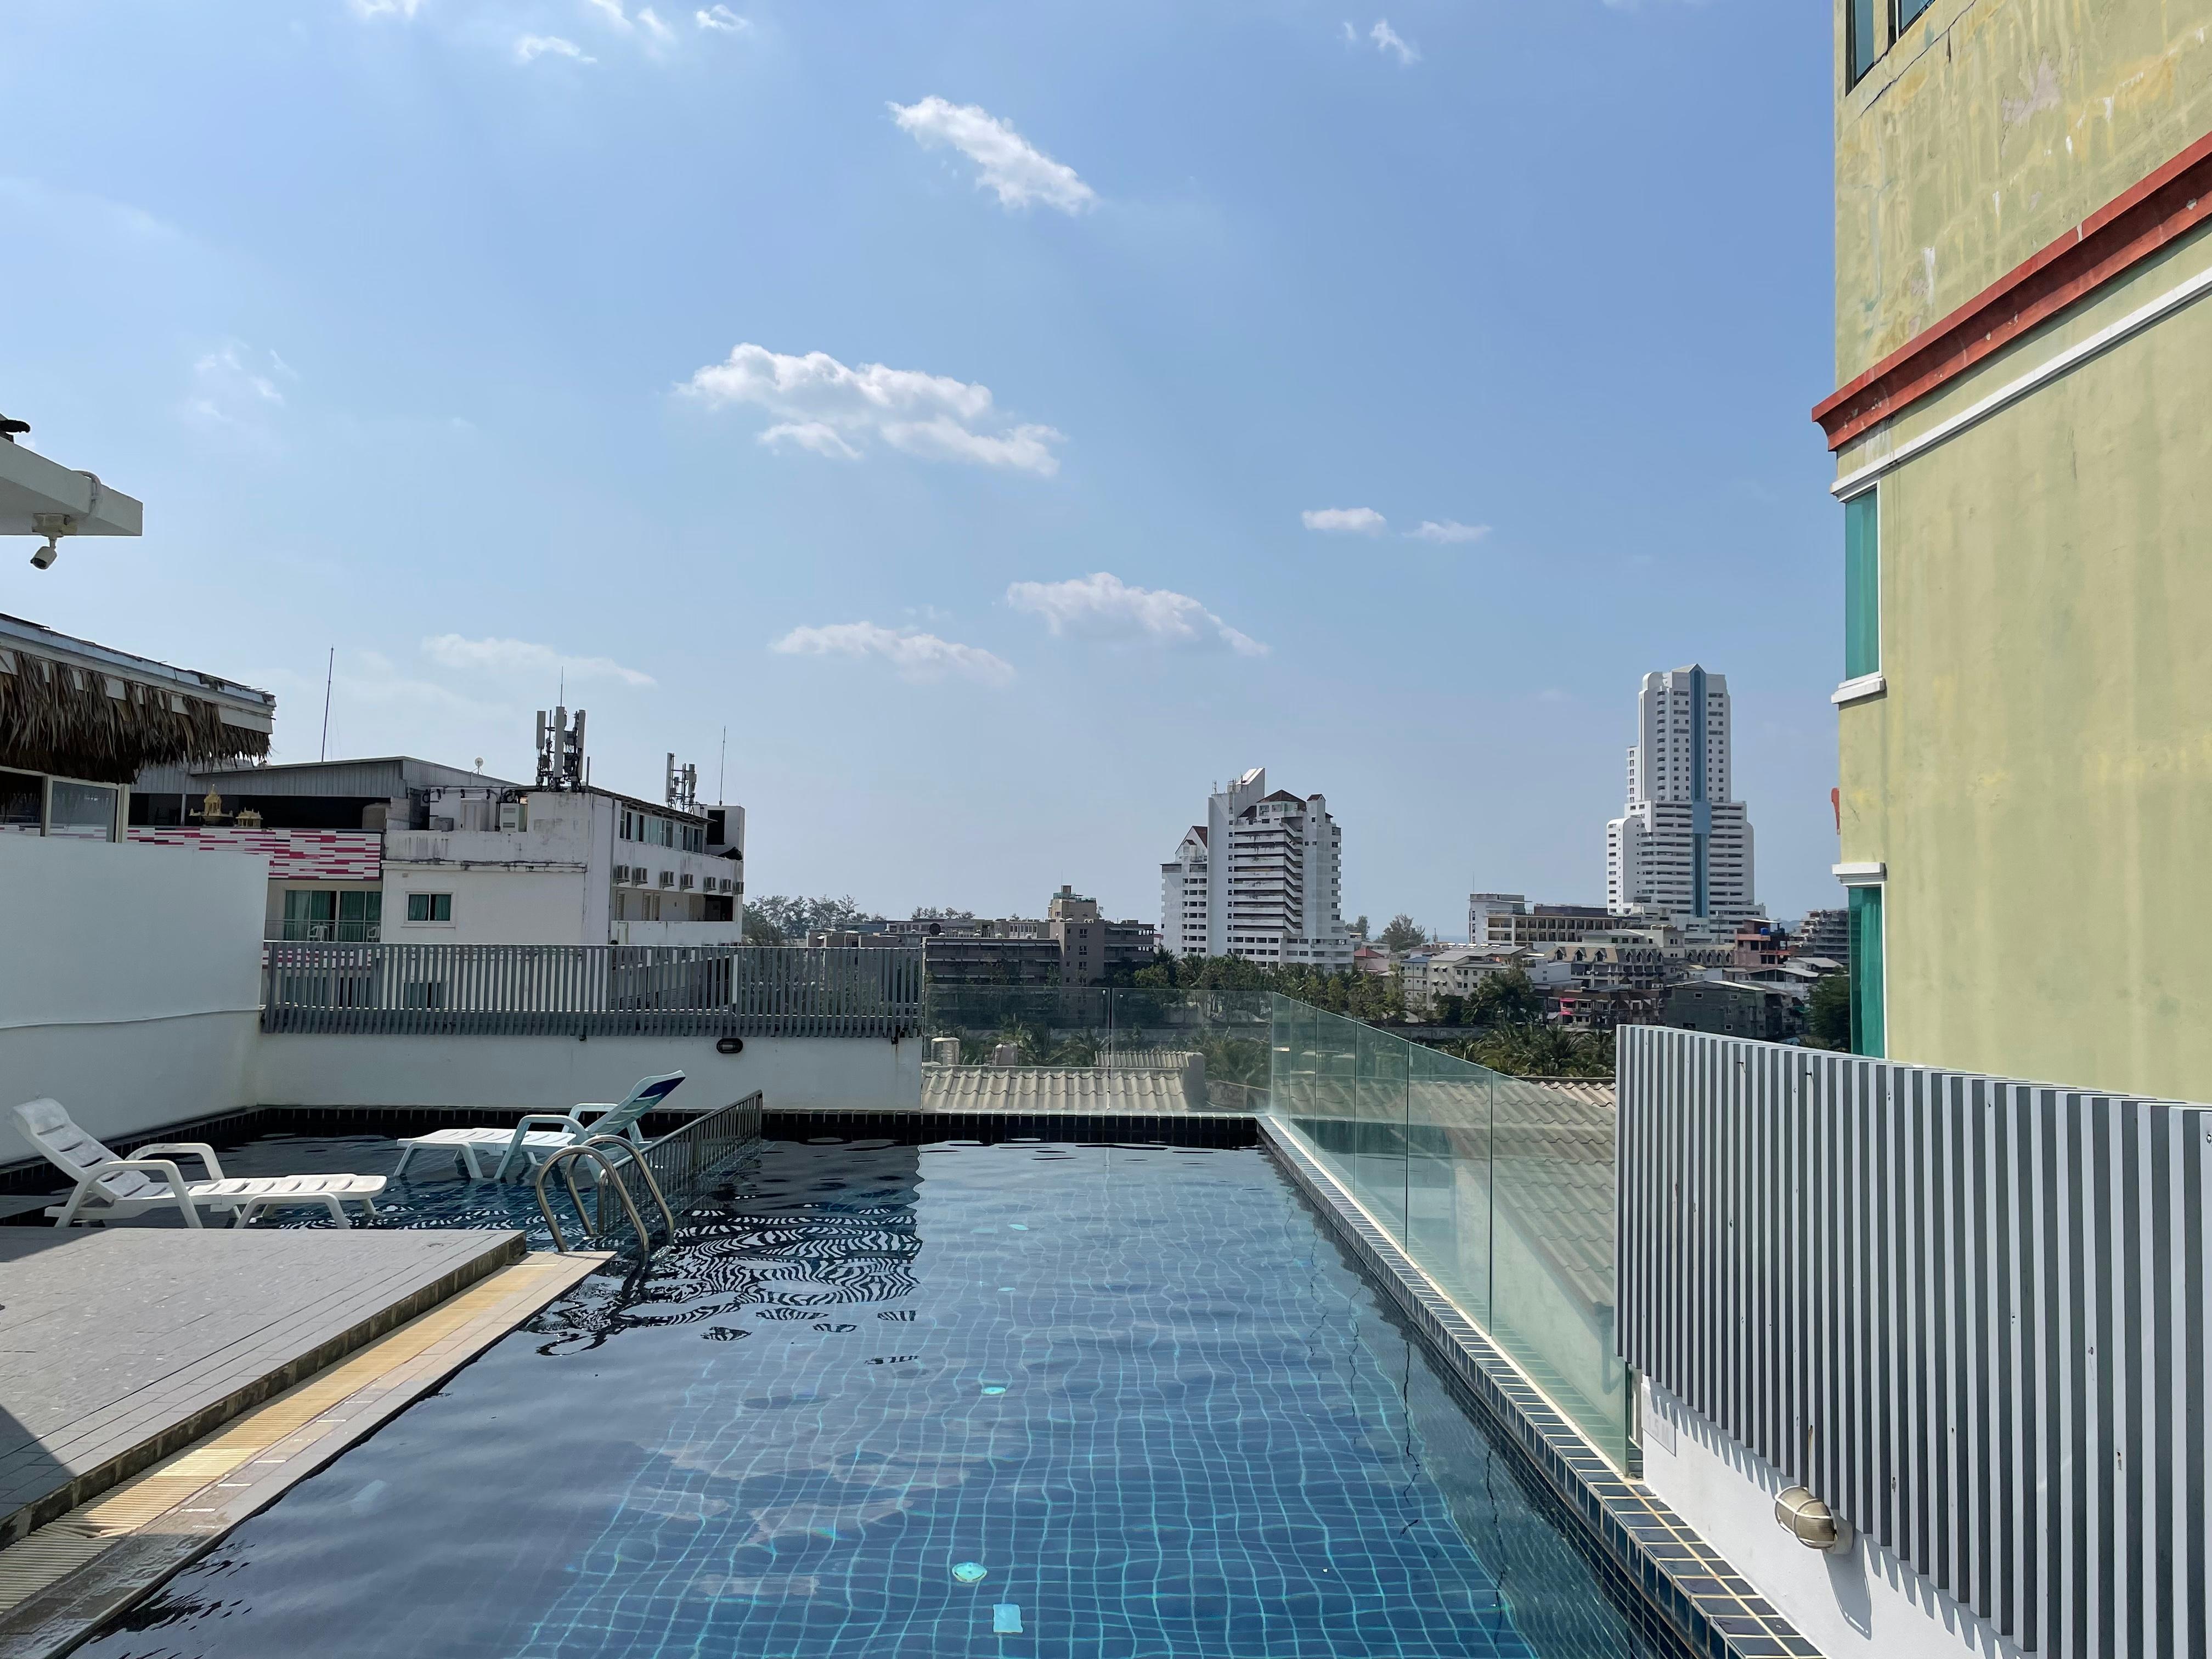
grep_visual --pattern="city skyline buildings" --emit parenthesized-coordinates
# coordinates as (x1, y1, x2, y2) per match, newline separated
(1606, 665, 1758, 927)
(1161, 768, 1354, 969)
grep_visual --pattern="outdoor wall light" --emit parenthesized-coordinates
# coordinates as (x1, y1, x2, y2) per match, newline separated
(1774, 1487, 1853, 1553)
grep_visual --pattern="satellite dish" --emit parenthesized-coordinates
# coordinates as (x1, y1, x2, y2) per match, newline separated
(474, 757, 484, 771)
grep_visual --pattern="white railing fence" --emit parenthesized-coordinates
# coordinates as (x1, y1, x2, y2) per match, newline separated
(263, 944, 924, 1038)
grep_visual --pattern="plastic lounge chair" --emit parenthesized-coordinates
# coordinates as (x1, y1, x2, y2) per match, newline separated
(390, 1070, 686, 1182)
(13, 1098, 386, 1229)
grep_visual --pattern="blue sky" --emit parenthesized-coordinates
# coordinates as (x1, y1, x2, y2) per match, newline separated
(2, 0, 1839, 932)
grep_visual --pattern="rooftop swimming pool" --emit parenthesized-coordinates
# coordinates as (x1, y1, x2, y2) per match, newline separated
(74, 1133, 1668, 1659)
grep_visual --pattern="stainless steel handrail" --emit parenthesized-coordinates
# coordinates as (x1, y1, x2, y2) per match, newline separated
(533, 1144, 657, 1257)
(579, 1133, 678, 1244)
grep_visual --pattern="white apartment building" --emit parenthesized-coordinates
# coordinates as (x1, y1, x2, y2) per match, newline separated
(131, 754, 746, 947)
(1160, 767, 1353, 970)
(1605, 665, 1757, 928)
(1401, 945, 1519, 1017)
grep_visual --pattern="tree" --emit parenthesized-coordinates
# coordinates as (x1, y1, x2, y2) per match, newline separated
(911, 906, 975, 921)
(1431, 994, 1468, 1028)
(750, 894, 868, 940)
(1457, 1024, 1615, 1079)
(1350, 915, 1370, 939)
(1466, 967, 1544, 1027)
(741, 910, 785, 947)
(1376, 913, 1429, 953)
(1805, 973, 1851, 1049)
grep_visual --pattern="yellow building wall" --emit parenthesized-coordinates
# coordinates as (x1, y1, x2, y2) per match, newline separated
(1835, 0, 2212, 383)
(1836, 227, 2212, 1096)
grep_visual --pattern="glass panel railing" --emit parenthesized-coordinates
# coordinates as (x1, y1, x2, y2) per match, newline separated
(1404, 1035, 1491, 1329)
(1486, 1073, 1627, 1455)
(918, 986, 1271, 1111)
(1265, 993, 1629, 1466)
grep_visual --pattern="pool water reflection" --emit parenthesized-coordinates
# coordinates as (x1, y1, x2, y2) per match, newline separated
(80, 1138, 1661, 1659)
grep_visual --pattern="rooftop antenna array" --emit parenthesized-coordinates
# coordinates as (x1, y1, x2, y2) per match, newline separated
(536, 707, 587, 791)
(664, 752, 698, 812)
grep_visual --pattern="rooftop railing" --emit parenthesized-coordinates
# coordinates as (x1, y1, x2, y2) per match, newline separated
(1618, 1025, 2211, 1659)
(1266, 996, 1628, 1465)
(262, 943, 923, 1037)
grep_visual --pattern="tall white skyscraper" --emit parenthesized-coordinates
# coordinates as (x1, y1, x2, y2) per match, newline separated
(1606, 666, 1757, 926)
(1161, 767, 1352, 968)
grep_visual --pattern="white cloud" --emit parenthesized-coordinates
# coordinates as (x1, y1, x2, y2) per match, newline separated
(516, 34, 594, 63)
(349, 0, 427, 18)
(681, 343, 1064, 475)
(1302, 506, 1387, 534)
(888, 97, 1097, 215)
(638, 6, 676, 43)
(759, 421, 861, 459)
(1005, 572, 1267, 657)
(582, 0, 632, 29)
(770, 622, 1014, 686)
(1369, 19, 1420, 64)
(1407, 519, 1490, 544)
(696, 4, 748, 29)
(184, 341, 292, 442)
(421, 634, 655, 688)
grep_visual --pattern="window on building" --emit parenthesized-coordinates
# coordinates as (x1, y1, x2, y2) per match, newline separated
(0, 770, 42, 834)
(1848, 885, 1885, 1057)
(407, 891, 453, 923)
(1847, 0, 1882, 87)
(46, 780, 120, 841)
(1894, 0, 1933, 31)
(1844, 487, 1880, 680)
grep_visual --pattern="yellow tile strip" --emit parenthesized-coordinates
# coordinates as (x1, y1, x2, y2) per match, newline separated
(0, 1251, 607, 1630)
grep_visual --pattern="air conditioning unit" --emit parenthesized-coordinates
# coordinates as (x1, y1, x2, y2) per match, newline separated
(659, 871, 675, 888)
(680, 874, 694, 890)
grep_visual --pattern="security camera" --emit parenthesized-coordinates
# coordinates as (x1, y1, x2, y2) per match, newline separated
(29, 513, 71, 571)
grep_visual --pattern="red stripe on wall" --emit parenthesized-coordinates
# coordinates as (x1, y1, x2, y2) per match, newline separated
(1813, 129, 2212, 450)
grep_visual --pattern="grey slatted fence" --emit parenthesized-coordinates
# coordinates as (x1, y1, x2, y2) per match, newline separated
(1616, 1024, 2212, 1659)
(263, 944, 923, 1038)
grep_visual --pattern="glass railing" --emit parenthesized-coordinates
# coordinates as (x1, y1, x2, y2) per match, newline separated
(919, 985, 1272, 1109)
(1266, 995, 1630, 1466)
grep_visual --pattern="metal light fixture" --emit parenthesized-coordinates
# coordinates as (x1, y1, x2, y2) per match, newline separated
(1774, 1487, 1853, 1553)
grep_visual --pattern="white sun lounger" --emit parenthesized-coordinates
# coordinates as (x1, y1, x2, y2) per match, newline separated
(14, 1098, 386, 1228)
(389, 1070, 686, 1182)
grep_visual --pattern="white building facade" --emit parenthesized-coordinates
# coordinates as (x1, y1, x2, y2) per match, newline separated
(1160, 767, 1353, 970)
(1606, 665, 1757, 927)
(131, 756, 746, 947)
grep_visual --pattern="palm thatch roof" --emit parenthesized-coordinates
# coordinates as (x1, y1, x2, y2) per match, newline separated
(0, 647, 270, 784)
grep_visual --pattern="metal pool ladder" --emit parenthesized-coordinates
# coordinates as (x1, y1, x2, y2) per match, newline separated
(532, 1135, 678, 1259)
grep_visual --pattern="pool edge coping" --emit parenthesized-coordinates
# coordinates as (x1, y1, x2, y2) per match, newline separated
(1257, 1118, 1826, 1659)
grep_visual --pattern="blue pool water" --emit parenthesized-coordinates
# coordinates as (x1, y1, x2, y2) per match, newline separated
(77, 1137, 1662, 1658)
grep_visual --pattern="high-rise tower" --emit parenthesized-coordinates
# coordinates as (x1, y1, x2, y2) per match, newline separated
(1606, 667, 1756, 926)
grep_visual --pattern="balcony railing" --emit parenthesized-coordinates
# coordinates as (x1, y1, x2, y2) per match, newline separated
(267, 919, 381, 943)
(263, 943, 923, 1037)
